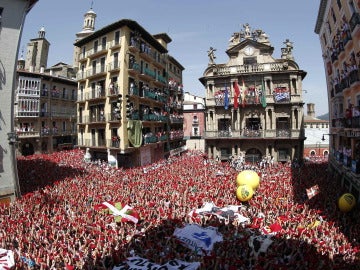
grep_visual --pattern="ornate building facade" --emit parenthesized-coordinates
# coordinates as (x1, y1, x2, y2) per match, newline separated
(200, 24, 306, 163)
(74, 19, 184, 167)
(15, 28, 78, 157)
(315, 0, 360, 199)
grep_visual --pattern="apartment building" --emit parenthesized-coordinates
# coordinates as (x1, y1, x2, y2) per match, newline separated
(315, 0, 360, 199)
(74, 19, 184, 167)
(0, 0, 38, 201)
(200, 23, 306, 163)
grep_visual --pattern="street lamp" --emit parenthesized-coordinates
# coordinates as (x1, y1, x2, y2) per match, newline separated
(322, 133, 334, 142)
(316, 141, 321, 157)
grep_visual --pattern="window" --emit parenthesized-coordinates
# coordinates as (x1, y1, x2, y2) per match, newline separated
(81, 46, 86, 58)
(114, 30, 120, 45)
(114, 52, 119, 69)
(94, 40, 98, 52)
(244, 57, 257, 65)
(100, 57, 105, 72)
(101, 36, 107, 50)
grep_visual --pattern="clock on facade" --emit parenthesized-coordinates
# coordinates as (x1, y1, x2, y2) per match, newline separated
(244, 46, 254, 56)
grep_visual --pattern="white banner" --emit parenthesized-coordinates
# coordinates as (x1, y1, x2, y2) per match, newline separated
(188, 202, 249, 223)
(248, 234, 273, 259)
(113, 256, 200, 270)
(173, 224, 223, 255)
(0, 248, 15, 270)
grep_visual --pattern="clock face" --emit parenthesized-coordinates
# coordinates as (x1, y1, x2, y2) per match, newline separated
(244, 46, 254, 56)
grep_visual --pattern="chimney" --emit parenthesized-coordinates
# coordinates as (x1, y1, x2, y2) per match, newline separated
(307, 103, 315, 118)
(40, 66, 44, 73)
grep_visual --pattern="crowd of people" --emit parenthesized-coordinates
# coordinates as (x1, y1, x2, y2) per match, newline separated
(0, 149, 359, 269)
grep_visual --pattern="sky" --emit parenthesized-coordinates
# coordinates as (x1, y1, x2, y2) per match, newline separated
(20, 0, 328, 116)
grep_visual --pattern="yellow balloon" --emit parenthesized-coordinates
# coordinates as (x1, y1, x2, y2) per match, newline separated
(338, 193, 356, 212)
(236, 184, 254, 202)
(236, 170, 260, 189)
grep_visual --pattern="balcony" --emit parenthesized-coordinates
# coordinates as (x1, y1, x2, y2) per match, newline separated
(109, 39, 121, 50)
(108, 137, 120, 148)
(215, 62, 289, 75)
(107, 112, 121, 122)
(86, 65, 107, 79)
(17, 130, 40, 138)
(86, 89, 106, 101)
(169, 130, 184, 140)
(170, 116, 184, 124)
(142, 114, 168, 122)
(344, 116, 360, 129)
(108, 61, 121, 72)
(17, 88, 40, 97)
(77, 92, 86, 103)
(128, 62, 140, 75)
(86, 44, 108, 58)
(84, 138, 106, 148)
(204, 129, 293, 139)
(144, 134, 158, 144)
(86, 114, 106, 124)
(16, 110, 39, 117)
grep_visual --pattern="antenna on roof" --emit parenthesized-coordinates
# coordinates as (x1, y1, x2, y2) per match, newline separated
(90, 0, 94, 9)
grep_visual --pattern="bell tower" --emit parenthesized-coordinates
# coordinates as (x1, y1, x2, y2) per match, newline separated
(24, 26, 50, 72)
(73, 4, 97, 68)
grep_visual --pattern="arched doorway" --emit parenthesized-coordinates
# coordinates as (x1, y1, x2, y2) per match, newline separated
(21, 142, 34, 156)
(245, 148, 262, 163)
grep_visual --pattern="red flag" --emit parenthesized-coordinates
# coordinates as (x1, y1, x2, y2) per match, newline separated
(233, 81, 240, 110)
(241, 79, 246, 108)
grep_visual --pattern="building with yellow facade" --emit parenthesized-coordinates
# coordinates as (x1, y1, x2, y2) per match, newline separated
(201, 23, 307, 163)
(315, 0, 360, 199)
(74, 19, 184, 167)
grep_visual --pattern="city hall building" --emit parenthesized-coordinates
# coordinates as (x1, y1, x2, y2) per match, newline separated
(201, 24, 307, 163)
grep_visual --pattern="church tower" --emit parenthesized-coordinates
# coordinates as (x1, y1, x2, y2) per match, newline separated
(25, 26, 50, 72)
(73, 6, 97, 68)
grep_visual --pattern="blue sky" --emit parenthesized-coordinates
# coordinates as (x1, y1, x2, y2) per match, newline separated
(21, 0, 328, 116)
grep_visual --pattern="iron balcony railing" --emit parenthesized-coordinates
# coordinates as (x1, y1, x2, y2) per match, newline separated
(204, 129, 297, 138)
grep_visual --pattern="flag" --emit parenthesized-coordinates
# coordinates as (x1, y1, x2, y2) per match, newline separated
(94, 201, 139, 223)
(261, 80, 267, 108)
(306, 184, 320, 200)
(173, 224, 223, 255)
(248, 235, 273, 259)
(233, 81, 240, 110)
(241, 79, 246, 108)
(224, 85, 229, 110)
(188, 202, 249, 223)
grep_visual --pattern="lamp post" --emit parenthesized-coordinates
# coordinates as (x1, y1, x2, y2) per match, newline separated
(316, 141, 321, 158)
